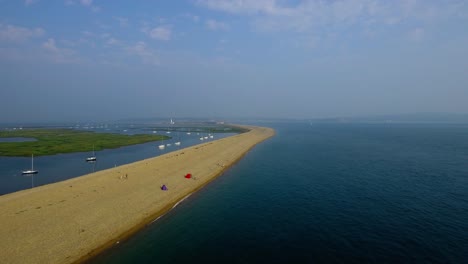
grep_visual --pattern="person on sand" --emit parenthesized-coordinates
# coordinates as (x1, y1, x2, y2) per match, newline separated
(161, 184, 168, 191)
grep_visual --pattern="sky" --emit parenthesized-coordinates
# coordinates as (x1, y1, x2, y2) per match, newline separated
(1, 0, 468, 123)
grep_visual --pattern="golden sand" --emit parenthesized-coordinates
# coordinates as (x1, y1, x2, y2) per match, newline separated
(0, 125, 274, 264)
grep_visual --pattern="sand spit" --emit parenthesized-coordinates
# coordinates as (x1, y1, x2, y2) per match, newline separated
(0, 125, 274, 264)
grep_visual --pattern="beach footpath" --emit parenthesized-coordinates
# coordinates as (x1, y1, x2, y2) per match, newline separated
(0, 125, 274, 264)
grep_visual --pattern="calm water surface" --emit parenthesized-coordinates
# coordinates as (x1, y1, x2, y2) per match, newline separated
(90, 122, 468, 263)
(0, 137, 36, 142)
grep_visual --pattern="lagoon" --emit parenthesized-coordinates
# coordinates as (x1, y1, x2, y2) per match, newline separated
(0, 137, 36, 143)
(0, 124, 236, 195)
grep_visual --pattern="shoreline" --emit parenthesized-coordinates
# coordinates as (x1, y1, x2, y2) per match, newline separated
(81, 151, 245, 264)
(0, 125, 274, 264)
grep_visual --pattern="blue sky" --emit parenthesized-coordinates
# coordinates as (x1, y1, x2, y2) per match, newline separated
(1, 0, 468, 122)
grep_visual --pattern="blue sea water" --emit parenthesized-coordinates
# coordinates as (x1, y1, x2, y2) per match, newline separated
(89, 122, 468, 263)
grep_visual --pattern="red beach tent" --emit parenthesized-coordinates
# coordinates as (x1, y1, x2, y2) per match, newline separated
(185, 173, 192, 179)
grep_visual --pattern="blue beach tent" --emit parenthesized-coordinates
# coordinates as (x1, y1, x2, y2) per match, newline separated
(161, 184, 168, 191)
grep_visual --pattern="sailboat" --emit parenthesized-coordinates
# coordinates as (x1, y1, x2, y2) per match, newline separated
(22, 154, 38, 175)
(158, 136, 165, 150)
(86, 145, 97, 162)
(174, 130, 181, 146)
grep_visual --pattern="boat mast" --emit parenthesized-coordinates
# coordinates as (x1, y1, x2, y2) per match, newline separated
(31, 154, 34, 188)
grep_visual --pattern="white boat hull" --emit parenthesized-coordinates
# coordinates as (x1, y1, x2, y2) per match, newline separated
(86, 157, 97, 162)
(22, 170, 38, 175)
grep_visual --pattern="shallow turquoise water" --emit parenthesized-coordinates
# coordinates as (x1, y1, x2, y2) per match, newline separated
(87, 123, 467, 263)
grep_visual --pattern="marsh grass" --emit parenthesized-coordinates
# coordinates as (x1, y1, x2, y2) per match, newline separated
(0, 129, 169, 157)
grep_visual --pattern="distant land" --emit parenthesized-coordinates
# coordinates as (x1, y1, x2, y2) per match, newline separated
(220, 112, 468, 124)
(207, 113, 468, 124)
(2, 113, 468, 127)
(309, 113, 468, 124)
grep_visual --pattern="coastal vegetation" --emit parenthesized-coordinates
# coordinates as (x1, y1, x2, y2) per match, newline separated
(0, 129, 169, 157)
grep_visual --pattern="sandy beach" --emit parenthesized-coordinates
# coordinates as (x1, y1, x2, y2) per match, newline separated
(0, 125, 274, 264)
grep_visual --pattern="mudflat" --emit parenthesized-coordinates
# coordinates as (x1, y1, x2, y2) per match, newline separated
(0, 125, 274, 264)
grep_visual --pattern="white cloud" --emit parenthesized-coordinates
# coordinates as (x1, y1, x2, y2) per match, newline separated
(191, 15, 200, 23)
(409, 27, 425, 42)
(126, 41, 159, 65)
(195, 0, 303, 15)
(197, 0, 370, 32)
(205, 19, 229, 31)
(66, 0, 100, 12)
(90, 5, 100, 12)
(42, 38, 79, 63)
(181, 13, 201, 23)
(42, 38, 59, 52)
(82, 30, 95, 37)
(107, 38, 119, 45)
(197, 0, 467, 33)
(115, 17, 129, 27)
(196, 0, 292, 16)
(80, 0, 92, 6)
(25, 0, 39, 6)
(0, 24, 44, 42)
(147, 26, 172, 41)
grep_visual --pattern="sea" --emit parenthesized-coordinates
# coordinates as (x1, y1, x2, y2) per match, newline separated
(2, 122, 468, 263)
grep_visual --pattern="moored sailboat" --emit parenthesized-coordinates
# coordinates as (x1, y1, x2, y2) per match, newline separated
(22, 154, 38, 175)
(86, 145, 97, 162)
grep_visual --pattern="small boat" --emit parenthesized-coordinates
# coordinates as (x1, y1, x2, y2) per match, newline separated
(166, 143, 171, 147)
(175, 141, 181, 146)
(86, 145, 97, 162)
(200, 137, 204, 141)
(186, 132, 191, 135)
(22, 154, 38, 175)
(158, 135, 166, 149)
(86, 156, 97, 162)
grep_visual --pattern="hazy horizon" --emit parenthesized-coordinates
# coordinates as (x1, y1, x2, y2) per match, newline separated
(1, 1, 468, 123)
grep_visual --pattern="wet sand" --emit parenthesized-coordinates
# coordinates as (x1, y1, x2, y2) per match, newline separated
(0, 125, 274, 264)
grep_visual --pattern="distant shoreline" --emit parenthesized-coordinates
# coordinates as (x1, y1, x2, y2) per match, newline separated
(0, 124, 275, 264)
